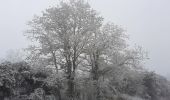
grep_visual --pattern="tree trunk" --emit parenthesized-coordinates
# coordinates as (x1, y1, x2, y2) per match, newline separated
(91, 51, 101, 100)
(66, 59, 75, 100)
(51, 52, 58, 73)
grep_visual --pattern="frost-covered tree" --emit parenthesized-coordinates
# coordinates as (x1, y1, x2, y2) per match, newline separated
(25, 0, 102, 99)
(24, 0, 149, 100)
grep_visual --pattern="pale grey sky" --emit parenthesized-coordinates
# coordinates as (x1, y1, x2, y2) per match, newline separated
(0, 0, 170, 76)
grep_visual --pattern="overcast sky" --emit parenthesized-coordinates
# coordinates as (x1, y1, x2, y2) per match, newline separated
(0, 0, 170, 77)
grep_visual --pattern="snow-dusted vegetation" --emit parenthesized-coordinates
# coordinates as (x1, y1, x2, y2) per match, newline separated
(0, 0, 170, 100)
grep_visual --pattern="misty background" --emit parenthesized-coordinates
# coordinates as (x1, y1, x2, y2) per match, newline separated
(0, 0, 170, 77)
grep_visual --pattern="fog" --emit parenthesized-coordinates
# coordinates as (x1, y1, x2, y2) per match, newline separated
(0, 0, 170, 77)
